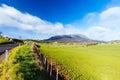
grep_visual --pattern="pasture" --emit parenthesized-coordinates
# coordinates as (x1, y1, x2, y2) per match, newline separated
(40, 44, 120, 80)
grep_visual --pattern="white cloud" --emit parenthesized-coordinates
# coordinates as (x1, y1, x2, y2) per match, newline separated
(83, 6, 120, 41)
(100, 7, 120, 28)
(0, 4, 82, 38)
(85, 26, 109, 40)
(83, 12, 99, 25)
(0, 4, 120, 41)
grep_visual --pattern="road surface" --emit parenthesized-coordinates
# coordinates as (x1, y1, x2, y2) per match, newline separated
(0, 44, 18, 63)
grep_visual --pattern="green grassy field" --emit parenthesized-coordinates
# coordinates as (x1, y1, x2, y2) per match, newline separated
(40, 44, 120, 80)
(0, 44, 51, 80)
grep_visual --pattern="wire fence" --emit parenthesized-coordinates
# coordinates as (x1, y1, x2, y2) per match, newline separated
(34, 45, 66, 80)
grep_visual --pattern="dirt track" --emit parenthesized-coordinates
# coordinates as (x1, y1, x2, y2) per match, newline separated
(0, 44, 18, 63)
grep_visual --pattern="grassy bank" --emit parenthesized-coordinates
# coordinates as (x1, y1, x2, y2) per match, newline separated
(40, 44, 120, 80)
(0, 36, 9, 44)
(0, 44, 50, 80)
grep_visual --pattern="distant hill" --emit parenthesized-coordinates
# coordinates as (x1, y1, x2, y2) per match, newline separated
(44, 34, 101, 43)
(0, 36, 9, 44)
(108, 40, 120, 44)
(0, 36, 23, 44)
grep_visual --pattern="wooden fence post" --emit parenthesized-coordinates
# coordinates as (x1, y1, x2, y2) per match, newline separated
(44, 58, 46, 65)
(50, 60, 52, 76)
(56, 68, 58, 80)
(47, 61, 49, 72)
(39, 52, 41, 58)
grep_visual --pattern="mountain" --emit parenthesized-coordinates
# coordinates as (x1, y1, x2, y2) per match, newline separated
(44, 34, 100, 43)
(108, 40, 120, 44)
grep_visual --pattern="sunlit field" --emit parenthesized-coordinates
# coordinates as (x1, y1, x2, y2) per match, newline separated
(40, 44, 120, 80)
(0, 44, 50, 80)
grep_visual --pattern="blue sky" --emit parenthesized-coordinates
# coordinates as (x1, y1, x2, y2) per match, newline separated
(0, 0, 110, 24)
(0, 0, 120, 40)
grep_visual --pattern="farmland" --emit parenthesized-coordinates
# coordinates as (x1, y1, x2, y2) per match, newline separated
(40, 44, 120, 80)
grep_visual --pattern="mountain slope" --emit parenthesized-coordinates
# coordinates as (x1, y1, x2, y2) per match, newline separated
(44, 34, 98, 43)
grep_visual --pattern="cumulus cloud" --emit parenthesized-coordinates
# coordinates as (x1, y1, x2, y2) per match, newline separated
(0, 4, 120, 41)
(100, 7, 120, 28)
(0, 4, 82, 38)
(83, 6, 120, 41)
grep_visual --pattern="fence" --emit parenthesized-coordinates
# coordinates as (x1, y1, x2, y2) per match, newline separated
(34, 45, 66, 80)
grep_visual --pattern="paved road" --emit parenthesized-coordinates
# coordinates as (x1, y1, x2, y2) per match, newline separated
(0, 44, 18, 63)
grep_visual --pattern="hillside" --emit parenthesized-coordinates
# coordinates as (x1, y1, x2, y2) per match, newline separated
(0, 36, 24, 44)
(0, 36, 9, 44)
(44, 34, 100, 43)
(108, 40, 120, 44)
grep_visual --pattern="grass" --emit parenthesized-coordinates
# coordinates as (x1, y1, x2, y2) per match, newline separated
(0, 36, 9, 44)
(40, 44, 120, 80)
(0, 44, 51, 80)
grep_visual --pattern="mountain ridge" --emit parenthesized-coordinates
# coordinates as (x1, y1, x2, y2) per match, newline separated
(44, 34, 101, 43)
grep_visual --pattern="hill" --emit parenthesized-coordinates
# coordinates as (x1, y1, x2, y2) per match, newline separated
(107, 40, 120, 44)
(44, 34, 101, 43)
(0, 36, 10, 44)
(0, 36, 24, 44)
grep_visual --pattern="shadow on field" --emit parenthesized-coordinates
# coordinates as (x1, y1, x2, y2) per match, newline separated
(38, 70, 53, 80)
